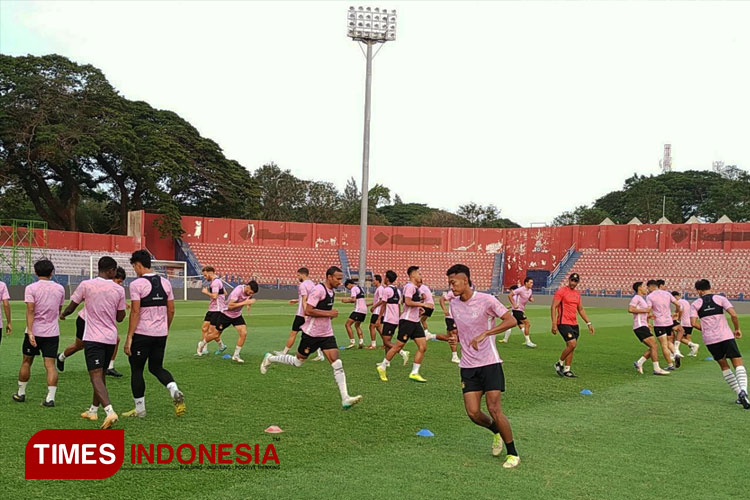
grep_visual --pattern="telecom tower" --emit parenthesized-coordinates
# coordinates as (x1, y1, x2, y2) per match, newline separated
(659, 144, 672, 173)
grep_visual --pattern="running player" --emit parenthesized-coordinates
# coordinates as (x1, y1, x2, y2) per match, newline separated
(646, 280, 678, 370)
(195, 266, 227, 356)
(260, 266, 362, 410)
(373, 270, 409, 364)
(629, 282, 670, 375)
(59, 256, 126, 428)
(376, 266, 429, 383)
(342, 279, 367, 349)
(123, 250, 185, 418)
(418, 280, 435, 338)
(672, 291, 700, 357)
(56, 267, 127, 377)
(551, 273, 595, 378)
(12, 259, 65, 406)
(0, 278, 11, 348)
(274, 268, 323, 360)
(444, 263, 521, 469)
(501, 278, 536, 347)
(204, 280, 259, 363)
(366, 274, 384, 349)
(689, 279, 748, 409)
(438, 290, 461, 363)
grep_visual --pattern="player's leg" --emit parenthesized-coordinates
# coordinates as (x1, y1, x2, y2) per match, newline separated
(344, 318, 356, 349)
(555, 336, 577, 377)
(354, 321, 364, 348)
(669, 329, 682, 367)
(14, 354, 34, 402)
(106, 336, 123, 377)
(125, 335, 149, 417)
(198, 323, 219, 355)
(657, 333, 674, 369)
(147, 337, 184, 416)
(729, 356, 749, 409)
(485, 390, 519, 466)
(324, 347, 362, 409)
(409, 336, 428, 382)
(232, 324, 247, 363)
(262, 333, 313, 373)
(644, 336, 669, 375)
(522, 319, 535, 347)
(42, 355, 58, 406)
(683, 330, 700, 356)
(57, 337, 84, 372)
(376, 339, 407, 381)
(367, 317, 378, 349)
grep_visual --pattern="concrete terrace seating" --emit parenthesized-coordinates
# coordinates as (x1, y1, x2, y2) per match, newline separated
(568, 248, 750, 295)
(0, 248, 136, 278)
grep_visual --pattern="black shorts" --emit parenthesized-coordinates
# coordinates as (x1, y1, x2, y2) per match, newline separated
(706, 339, 742, 361)
(76, 316, 86, 340)
(397, 319, 425, 343)
(22, 334, 59, 358)
(512, 310, 527, 324)
(461, 363, 505, 394)
(297, 333, 338, 357)
(382, 322, 398, 337)
(672, 321, 680, 329)
(349, 312, 366, 323)
(445, 318, 457, 332)
(683, 326, 693, 336)
(558, 324, 579, 342)
(634, 326, 653, 342)
(421, 307, 434, 318)
(291, 315, 306, 332)
(370, 314, 380, 325)
(654, 326, 671, 337)
(129, 333, 168, 362)
(204, 311, 221, 323)
(84, 341, 115, 371)
(211, 312, 245, 332)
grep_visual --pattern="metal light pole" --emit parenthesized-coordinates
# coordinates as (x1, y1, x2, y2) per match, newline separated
(347, 6, 397, 287)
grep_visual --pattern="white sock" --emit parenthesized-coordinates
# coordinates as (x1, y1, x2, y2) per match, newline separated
(558, 359, 565, 366)
(135, 397, 146, 413)
(411, 363, 421, 375)
(349, 338, 355, 344)
(89, 404, 98, 414)
(17, 381, 28, 396)
(674, 342, 682, 356)
(108, 359, 115, 370)
(331, 359, 350, 401)
(104, 404, 114, 416)
(689, 342, 698, 349)
(370, 341, 377, 347)
(379, 358, 390, 369)
(270, 354, 303, 367)
(58, 352, 66, 362)
(166, 381, 179, 398)
(218, 339, 226, 349)
(637, 356, 647, 366)
(315, 349, 324, 358)
(46, 386, 57, 402)
(504, 331, 511, 342)
(652, 362, 661, 370)
(358, 337, 364, 344)
(736, 366, 748, 393)
(452, 352, 460, 360)
(399, 350, 409, 359)
(281, 346, 289, 354)
(234, 346, 242, 357)
(723, 369, 740, 395)
(525, 335, 533, 345)
(197, 339, 206, 349)
(564, 365, 571, 373)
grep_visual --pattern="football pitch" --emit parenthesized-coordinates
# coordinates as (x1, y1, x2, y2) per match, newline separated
(1, 299, 748, 500)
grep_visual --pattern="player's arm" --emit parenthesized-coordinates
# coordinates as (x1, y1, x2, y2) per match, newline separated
(507, 292, 516, 309)
(470, 311, 518, 350)
(116, 308, 126, 322)
(341, 296, 356, 303)
(727, 307, 741, 338)
(439, 295, 449, 316)
(201, 287, 218, 299)
(371, 299, 384, 313)
(628, 304, 650, 314)
(304, 302, 337, 318)
(404, 296, 425, 308)
(3, 298, 11, 334)
(551, 297, 561, 333)
(577, 303, 595, 334)
(672, 297, 682, 316)
(60, 299, 81, 320)
(25, 301, 36, 346)
(167, 299, 175, 328)
(226, 299, 244, 310)
(288, 298, 299, 305)
(125, 300, 140, 355)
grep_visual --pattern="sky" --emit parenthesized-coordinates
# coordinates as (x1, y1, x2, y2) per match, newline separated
(2, 1, 749, 226)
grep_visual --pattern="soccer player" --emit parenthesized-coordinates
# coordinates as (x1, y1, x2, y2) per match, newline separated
(195, 266, 227, 356)
(629, 282, 670, 375)
(444, 264, 521, 469)
(418, 280, 435, 338)
(689, 279, 748, 409)
(439, 290, 461, 363)
(551, 273, 595, 378)
(501, 278, 537, 347)
(376, 266, 429, 383)
(260, 266, 362, 410)
(646, 280, 678, 370)
(12, 259, 65, 406)
(672, 291, 700, 357)
(0, 278, 11, 348)
(56, 266, 128, 377)
(373, 270, 409, 364)
(203, 280, 259, 363)
(366, 274, 385, 349)
(275, 268, 323, 360)
(123, 250, 185, 418)
(342, 279, 367, 349)
(59, 256, 126, 428)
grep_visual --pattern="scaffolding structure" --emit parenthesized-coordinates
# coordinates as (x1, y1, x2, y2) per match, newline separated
(0, 219, 48, 285)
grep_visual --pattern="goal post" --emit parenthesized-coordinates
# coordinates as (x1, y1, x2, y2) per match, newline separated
(89, 256, 188, 301)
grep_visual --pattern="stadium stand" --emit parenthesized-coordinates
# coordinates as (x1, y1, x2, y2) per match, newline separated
(567, 248, 750, 296)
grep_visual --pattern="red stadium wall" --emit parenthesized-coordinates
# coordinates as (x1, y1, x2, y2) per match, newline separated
(1, 226, 139, 253)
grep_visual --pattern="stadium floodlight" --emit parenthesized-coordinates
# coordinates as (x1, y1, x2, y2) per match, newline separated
(347, 6, 397, 287)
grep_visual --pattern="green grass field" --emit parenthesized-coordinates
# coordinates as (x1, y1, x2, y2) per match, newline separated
(1, 299, 748, 500)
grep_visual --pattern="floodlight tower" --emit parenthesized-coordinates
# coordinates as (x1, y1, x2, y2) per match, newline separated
(659, 144, 672, 173)
(347, 6, 397, 287)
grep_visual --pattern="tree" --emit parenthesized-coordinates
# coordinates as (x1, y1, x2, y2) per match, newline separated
(456, 203, 519, 228)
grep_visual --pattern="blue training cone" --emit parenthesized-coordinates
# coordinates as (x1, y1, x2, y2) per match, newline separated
(705, 356, 714, 361)
(580, 389, 593, 395)
(222, 354, 232, 359)
(416, 429, 434, 437)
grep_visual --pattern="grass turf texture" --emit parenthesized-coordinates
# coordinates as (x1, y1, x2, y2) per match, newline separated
(1, 300, 748, 500)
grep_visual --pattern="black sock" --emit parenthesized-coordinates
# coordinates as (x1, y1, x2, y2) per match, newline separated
(488, 420, 501, 434)
(505, 440, 518, 457)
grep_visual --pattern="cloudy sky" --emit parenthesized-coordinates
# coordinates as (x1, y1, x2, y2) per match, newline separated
(2, 1, 749, 226)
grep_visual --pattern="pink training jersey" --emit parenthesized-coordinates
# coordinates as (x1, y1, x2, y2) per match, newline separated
(372, 285, 384, 312)
(208, 278, 226, 312)
(129, 275, 174, 337)
(629, 294, 649, 330)
(24, 279, 65, 337)
(0, 280, 9, 328)
(296, 279, 315, 317)
(450, 291, 508, 369)
(400, 282, 422, 322)
(301, 284, 335, 337)
(223, 285, 252, 319)
(443, 290, 456, 319)
(511, 286, 533, 311)
(351, 285, 367, 314)
(71, 277, 126, 344)
(646, 290, 678, 327)
(381, 286, 400, 324)
(690, 295, 735, 345)
(677, 298, 691, 327)
(419, 284, 434, 307)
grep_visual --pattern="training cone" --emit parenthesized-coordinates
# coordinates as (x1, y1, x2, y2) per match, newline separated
(705, 356, 714, 361)
(265, 425, 284, 434)
(416, 429, 434, 437)
(580, 389, 593, 395)
(222, 354, 232, 359)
